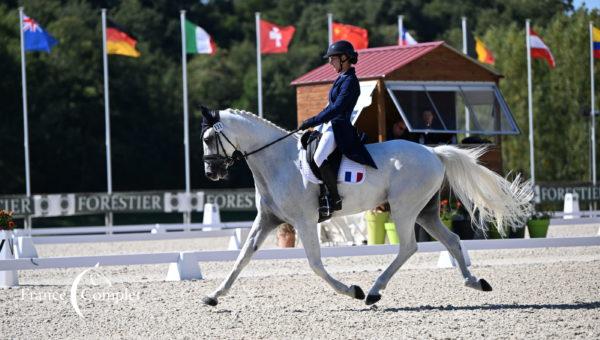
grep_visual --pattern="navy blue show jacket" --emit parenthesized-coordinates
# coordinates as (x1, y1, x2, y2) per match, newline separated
(302, 67, 377, 169)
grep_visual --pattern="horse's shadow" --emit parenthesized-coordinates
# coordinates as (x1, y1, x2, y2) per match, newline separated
(343, 301, 600, 313)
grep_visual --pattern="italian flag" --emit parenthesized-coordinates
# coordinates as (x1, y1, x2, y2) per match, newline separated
(185, 20, 216, 54)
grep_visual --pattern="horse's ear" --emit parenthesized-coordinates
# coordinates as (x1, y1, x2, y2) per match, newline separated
(200, 105, 216, 126)
(200, 105, 213, 123)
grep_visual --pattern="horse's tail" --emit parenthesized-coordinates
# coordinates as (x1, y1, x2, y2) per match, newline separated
(432, 145, 533, 236)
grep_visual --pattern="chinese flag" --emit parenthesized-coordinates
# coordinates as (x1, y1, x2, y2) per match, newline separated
(332, 22, 368, 50)
(260, 19, 295, 54)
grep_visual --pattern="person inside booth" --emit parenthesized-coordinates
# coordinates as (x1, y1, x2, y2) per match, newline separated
(415, 109, 456, 145)
(387, 119, 418, 142)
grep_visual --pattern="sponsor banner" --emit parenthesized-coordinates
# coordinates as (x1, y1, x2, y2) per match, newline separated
(0, 195, 34, 217)
(535, 183, 600, 203)
(74, 192, 165, 215)
(0, 189, 256, 217)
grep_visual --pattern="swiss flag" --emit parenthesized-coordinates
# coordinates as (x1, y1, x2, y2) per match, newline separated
(529, 28, 555, 68)
(332, 22, 368, 50)
(260, 19, 295, 54)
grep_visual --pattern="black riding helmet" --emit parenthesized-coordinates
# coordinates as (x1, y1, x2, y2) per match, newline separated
(323, 40, 358, 64)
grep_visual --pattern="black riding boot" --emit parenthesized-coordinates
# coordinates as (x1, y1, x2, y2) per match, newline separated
(318, 160, 342, 216)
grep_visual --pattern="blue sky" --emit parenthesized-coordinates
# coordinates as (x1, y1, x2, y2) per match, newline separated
(574, 0, 600, 10)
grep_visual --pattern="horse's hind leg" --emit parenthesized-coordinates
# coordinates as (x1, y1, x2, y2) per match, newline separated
(417, 194, 492, 292)
(365, 209, 419, 305)
(295, 221, 366, 300)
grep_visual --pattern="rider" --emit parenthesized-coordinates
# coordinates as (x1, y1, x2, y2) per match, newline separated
(299, 40, 377, 217)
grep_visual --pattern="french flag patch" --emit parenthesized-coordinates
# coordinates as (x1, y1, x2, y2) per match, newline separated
(344, 171, 364, 183)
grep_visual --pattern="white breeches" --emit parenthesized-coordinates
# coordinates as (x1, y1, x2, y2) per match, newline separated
(314, 123, 336, 167)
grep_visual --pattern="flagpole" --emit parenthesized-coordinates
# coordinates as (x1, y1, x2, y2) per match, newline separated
(180, 10, 191, 227)
(101, 9, 113, 229)
(255, 12, 263, 118)
(590, 22, 597, 190)
(526, 19, 536, 188)
(327, 13, 333, 46)
(462, 16, 470, 138)
(18, 7, 32, 232)
(398, 15, 403, 46)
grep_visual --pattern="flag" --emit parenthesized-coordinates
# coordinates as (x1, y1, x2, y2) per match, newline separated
(593, 26, 600, 59)
(475, 37, 495, 65)
(185, 20, 216, 54)
(23, 15, 58, 52)
(260, 19, 295, 54)
(529, 28, 555, 68)
(332, 22, 368, 50)
(106, 21, 140, 57)
(399, 30, 418, 46)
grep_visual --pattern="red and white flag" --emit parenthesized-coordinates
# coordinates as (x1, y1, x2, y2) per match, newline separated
(260, 19, 295, 54)
(529, 28, 555, 68)
(332, 22, 368, 50)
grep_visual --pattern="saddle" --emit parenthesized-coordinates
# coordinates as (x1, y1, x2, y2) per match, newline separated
(300, 130, 341, 181)
(297, 131, 367, 185)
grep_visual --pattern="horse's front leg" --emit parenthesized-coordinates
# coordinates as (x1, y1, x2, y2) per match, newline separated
(202, 211, 278, 306)
(295, 221, 365, 301)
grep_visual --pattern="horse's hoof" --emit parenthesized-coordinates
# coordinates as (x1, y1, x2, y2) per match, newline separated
(365, 294, 381, 305)
(202, 296, 218, 306)
(479, 279, 493, 292)
(350, 285, 365, 300)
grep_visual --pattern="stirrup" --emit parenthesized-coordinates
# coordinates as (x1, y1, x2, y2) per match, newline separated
(318, 194, 342, 216)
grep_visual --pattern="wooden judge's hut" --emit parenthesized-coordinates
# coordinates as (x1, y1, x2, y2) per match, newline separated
(290, 42, 520, 175)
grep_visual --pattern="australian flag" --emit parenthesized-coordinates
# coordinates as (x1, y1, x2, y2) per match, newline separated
(23, 14, 58, 52)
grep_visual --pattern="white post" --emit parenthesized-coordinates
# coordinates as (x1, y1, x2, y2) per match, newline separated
(18, 8, 32, 232)
(398, 15, 403, 46)
(526, 19, 535, 187)
(590, 22, 597, 189)
(101, 9, 113, 229)
(255, 12, 263, 118)
(462, 16, 470, 137)
(180, 10, 192, 228)
(327, 13, 333, 46)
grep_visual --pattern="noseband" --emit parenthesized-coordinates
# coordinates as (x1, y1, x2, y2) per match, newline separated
(202, 121, 245, 167)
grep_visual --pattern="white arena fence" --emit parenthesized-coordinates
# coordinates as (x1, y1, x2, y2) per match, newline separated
(11, 221, 253, 245)
(1, 236, 599, 287)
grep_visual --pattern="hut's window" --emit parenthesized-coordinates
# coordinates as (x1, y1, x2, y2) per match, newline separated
(385, 81, 519, 135)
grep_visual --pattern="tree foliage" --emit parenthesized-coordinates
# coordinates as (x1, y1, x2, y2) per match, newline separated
(0, 0, 597, 195)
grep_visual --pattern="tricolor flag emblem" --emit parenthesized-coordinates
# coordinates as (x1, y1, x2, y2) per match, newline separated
(185, 20, 217, 54)
(344, 171, 364, 183)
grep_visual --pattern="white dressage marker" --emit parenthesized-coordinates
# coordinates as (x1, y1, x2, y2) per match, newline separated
(563, 193, 580, 220)
(14, 236, 38, 259)
(0, 232, 18, 288)
(202, 203, 221, 231)
(166, 252, 203, 281)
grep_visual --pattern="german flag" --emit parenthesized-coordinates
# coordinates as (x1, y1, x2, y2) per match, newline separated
(106, 20, 140, 58)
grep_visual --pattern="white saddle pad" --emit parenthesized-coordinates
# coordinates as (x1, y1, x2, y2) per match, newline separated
(297, 148, 366, 185)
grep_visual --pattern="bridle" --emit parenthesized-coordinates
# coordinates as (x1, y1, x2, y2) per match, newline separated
(201, 108, 299, 168)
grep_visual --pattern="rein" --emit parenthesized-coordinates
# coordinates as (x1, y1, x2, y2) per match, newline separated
(204, 125, 300, 165)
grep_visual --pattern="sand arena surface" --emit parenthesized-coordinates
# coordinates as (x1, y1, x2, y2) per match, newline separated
(0, 225, 599, 338)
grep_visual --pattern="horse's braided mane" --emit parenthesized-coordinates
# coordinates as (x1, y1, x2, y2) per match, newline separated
(227, 108, 292, 134)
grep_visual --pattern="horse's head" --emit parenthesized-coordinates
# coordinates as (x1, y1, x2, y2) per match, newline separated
(200, 106, 240, 181)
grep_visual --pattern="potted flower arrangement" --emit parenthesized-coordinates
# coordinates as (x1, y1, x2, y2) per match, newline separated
(440, 199, 462, 230)
(0, 210, 16, 255)
(527, 211, 551, 238)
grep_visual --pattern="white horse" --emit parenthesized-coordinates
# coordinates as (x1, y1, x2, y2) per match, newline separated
(200, 108, 532, 306)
